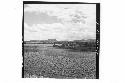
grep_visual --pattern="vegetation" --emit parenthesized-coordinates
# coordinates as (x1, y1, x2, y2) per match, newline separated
(53, 39, 96, 52)
(23, 44, 96, 78)
(24, 39, 96, 52)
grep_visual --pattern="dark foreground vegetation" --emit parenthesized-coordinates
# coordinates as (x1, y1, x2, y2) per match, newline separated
(23, 44, 96, 78)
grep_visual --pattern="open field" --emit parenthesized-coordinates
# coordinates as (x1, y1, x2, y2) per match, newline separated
(23, 44, 96, 78)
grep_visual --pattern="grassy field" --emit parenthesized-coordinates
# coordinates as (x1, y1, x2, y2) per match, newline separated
(23, 44, 96, 79)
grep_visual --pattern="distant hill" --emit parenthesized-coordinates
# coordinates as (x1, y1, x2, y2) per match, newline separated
(24, 39, 57, 44)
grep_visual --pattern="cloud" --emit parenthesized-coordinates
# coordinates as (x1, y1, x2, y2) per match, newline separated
(24, 22, 96, 41)
(24, 4, 96, 41)
(24, 4, 96, 24)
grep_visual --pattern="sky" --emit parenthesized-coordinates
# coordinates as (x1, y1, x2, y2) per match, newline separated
(24, 4, 96, 41)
